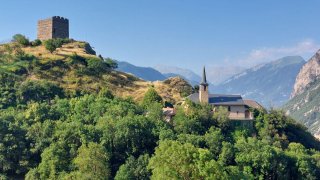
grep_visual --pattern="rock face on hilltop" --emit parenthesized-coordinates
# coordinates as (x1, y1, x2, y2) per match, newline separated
(214, 56, 305, 107)
(291, 50, 320, 98)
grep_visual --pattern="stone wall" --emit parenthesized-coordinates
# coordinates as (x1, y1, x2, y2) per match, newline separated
(37, 16, 69, 40)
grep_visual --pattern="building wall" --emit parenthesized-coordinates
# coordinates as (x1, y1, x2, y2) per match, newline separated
(37, 16, 69, 40)
(37, 18, 53, 40)
(229, 105, 246, 119)
(52, 17, 69, 39)
(215, 105, 253, 120)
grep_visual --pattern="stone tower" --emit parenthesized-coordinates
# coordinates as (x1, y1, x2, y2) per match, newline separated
(199, 66, 209, 103)
(37, 16, 69, 40)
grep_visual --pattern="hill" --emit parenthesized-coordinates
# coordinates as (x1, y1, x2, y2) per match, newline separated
(214, 56, 306, 107)
(1, 37, 320, 180)
(0, 40, 193, 104)
(283, 50, 320, 136)
(116, 61, 167, 81)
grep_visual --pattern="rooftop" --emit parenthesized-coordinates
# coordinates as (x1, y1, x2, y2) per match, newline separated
(187, 93, 245, 105)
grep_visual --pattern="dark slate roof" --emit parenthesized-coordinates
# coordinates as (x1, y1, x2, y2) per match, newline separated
(187, 93, 245, 105)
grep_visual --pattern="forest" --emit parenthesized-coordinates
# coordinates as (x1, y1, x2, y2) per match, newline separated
(1, 35, 320, 179)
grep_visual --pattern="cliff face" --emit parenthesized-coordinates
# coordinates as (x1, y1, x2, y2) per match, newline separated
(291, 50, 320, 98)
(284, 50, 320, 136)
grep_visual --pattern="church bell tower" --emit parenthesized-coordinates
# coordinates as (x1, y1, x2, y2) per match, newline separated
(199, 66, 209, 103)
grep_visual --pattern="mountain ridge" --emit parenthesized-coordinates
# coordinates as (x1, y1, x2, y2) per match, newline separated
(214, 56, 306, 107)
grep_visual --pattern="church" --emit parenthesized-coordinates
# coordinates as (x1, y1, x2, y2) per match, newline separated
(187, 67, 262, 120)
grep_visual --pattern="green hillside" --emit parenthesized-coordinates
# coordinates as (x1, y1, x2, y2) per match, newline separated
(1, 36, 320, 179)
(0, 38, 192, 105)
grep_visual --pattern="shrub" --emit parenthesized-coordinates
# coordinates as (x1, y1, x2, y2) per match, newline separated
(17, 80, 64, 103)
(31, 39, 42, 46)
(141, 88, 163, 108)
(104, 58, 118, 69)
(12, 34, 29, 46)
(44, 40, 56, 53)
(44, 38, 71, 53)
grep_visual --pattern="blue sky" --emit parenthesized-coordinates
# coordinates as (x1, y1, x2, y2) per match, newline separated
(1, 0, 320, 74)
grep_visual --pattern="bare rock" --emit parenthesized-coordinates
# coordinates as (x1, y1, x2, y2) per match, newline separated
(291, 51, 320, 97)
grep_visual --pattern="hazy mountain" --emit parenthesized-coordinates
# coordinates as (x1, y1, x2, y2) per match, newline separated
(154, 65, 201, 84)
(117, 61, 167, 81)
(214, 56, 306, 107)
(283, 50, 320, 136)
(206, 66, 246, 85)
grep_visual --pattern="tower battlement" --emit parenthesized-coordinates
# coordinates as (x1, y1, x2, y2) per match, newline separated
(37, 16, 69, 40)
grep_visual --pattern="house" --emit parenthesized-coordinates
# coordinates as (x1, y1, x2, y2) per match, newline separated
(187, 67, 262, 121)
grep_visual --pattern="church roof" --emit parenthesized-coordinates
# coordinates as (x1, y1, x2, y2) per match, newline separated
(187, 93, 245, 105)
(243, 99, 264, 109)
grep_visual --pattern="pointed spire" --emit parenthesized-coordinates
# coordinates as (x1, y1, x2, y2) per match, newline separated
(201, 66, 208, 85)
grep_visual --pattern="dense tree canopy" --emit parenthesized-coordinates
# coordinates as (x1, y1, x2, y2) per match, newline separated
(1, 43, 320, 179)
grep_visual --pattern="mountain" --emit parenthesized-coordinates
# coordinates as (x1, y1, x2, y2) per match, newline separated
(214, 56, 306, 107)
(283, 50, 320, 135)
(116, 61, 167, 81)
(206, 66, 246, 85)
(154, 65, 201, 85)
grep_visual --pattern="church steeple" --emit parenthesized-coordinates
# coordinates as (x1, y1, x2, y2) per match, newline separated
(201, 66, 208, 86)
(199, 66, 209, 103)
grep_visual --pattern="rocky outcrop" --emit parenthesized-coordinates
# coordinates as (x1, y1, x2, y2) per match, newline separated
(291, 50, 320, 98)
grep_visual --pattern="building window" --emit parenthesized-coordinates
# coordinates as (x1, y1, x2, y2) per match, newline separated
(53, 28, 56, 34)
(228, 106, 231, 111)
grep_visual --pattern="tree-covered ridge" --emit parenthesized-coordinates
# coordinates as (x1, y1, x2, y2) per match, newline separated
(1, 88, 320, 179)
(1, 35, 320, 179)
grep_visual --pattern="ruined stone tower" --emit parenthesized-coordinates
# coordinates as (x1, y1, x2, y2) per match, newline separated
(199, 66, 209, 103)
(37, 16, 69, 40)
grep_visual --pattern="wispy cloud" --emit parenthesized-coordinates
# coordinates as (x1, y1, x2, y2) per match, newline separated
(236, 39, 320, 67)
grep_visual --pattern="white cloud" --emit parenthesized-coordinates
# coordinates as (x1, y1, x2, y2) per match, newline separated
(237, 39, 320, 67)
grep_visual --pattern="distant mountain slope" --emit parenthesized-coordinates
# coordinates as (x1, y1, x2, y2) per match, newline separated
(117, 61, 166, 81)
(154, 65, 201, 83)
(214, 56, 306, 107)
(283, 50, 320, 136)
(206, 66, 246, 85)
